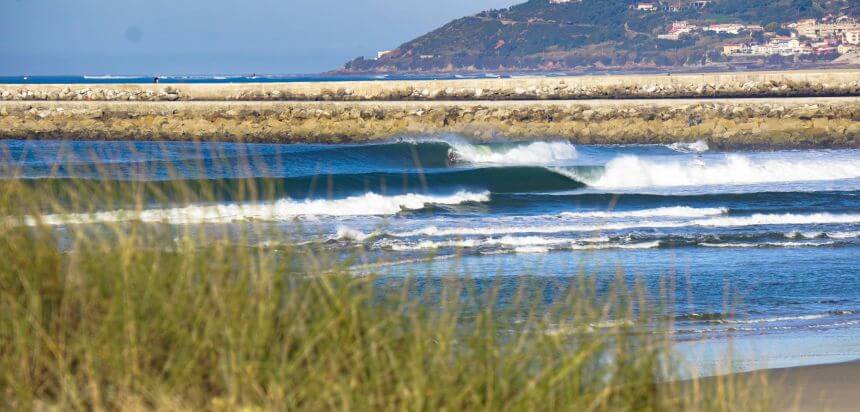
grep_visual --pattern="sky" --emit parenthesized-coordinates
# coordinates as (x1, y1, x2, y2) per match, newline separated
(0, 0, 518, 76)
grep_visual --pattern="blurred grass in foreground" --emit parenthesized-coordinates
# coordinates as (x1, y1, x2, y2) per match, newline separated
(0, 157, 770, 411)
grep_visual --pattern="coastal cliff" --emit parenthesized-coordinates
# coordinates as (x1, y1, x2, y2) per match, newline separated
(1, 98, 857, 148)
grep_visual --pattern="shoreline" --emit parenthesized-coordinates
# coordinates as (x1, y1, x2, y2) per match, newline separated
(1, 97, 858, 148)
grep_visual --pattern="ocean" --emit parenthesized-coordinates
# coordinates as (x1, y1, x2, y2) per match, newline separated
(0, 73, 516, 84)
(3, 138, 860, 374)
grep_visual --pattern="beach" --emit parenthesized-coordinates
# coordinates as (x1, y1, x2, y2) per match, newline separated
(728, 360, 860, 411)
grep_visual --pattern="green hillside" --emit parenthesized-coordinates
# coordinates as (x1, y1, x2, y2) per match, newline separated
(342, 0, 860, 72)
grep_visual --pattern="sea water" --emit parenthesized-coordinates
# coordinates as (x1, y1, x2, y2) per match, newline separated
(3, 137, 859, 374)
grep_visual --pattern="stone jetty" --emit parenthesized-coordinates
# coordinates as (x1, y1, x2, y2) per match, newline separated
(1, 70, 858, 148)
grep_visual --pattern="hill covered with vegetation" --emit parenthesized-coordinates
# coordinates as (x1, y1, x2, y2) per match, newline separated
(341, 0, 860, 72)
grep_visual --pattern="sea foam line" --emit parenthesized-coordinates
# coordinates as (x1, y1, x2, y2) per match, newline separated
(376, 212, 860, 238)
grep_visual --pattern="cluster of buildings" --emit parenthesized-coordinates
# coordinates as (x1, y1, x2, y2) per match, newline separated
(633, 1, 710, 13)
(657, 21, 764, 40)
(652, 14, 860, 58)
(722, 16, 860, 58)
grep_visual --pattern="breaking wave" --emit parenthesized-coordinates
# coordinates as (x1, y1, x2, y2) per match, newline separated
(562, 154, 860, 189)
(359, 212, 860, 238)
(692, 213, 860, 227)
(559, 206, 727, 219)
(667, 140, 709, 153)
(449, 141, 578, 165)
(29, 191, 490, 226)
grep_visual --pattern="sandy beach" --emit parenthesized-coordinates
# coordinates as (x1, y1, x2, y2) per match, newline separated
(732, 360, 860, 411)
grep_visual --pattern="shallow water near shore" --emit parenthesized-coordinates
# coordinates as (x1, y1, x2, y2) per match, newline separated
(3, 137, 860, 374)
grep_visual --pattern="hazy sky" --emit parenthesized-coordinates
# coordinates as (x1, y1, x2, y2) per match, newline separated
(0, 0, 517, 76)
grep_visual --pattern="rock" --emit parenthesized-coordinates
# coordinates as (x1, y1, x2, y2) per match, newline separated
(0, 107, 7, 116)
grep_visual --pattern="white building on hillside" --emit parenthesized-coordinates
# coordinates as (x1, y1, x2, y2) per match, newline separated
(845, 30, 860, 45)
(789, 18, 860, 40)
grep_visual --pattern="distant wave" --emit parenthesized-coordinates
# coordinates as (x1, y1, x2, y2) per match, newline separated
(367, 212, 860, 238)
(699, 241, 836, 248)
(667, 140, 709, 153)
(692, 213, 860, 227)
(83, 75, 142, 80)
(28, 191, 489, 225)
(560, 206, 727, 219)
(379, 236, 659, 253)
(560, 154, 860, 189)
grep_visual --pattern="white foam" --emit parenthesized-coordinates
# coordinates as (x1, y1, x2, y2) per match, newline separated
(389, 212, 860, 239)
(514, 246, 550, 254)
(393, 220, 685, 238)
(451, 141, 577, 165)
(700, 241, 836, 248)
(826, 231, 860, 239)
(29, 191, 490, 226)
(560, 206, 727, 219)
(693, 213, 860, 227)
(333, 226, 377, 241)
(668, 140, 709, 153)
(569, 154, 860, 189)
(380, 236, 577, 251)
(727, 314, 830, 324)
(569, 241, 661, 250)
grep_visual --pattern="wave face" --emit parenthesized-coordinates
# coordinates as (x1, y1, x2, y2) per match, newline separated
(564, 154, 860, 189)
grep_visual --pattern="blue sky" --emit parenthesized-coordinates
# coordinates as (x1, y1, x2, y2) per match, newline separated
(0, 0, 517, 76)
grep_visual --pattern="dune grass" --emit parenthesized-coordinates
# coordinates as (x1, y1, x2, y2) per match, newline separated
(0, 158, 770, 411)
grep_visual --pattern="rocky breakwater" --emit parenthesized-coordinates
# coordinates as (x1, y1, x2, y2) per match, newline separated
(1, 98, 857, 148)
(1, 70, 860, 101)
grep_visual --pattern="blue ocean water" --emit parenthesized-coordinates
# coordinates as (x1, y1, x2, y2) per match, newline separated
(2, 138, 859, 373)
(0, 73, 516, 85)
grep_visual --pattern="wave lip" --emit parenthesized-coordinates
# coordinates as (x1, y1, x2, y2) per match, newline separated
(29, 191, 490, 226)
(450, 141, 578, 165)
